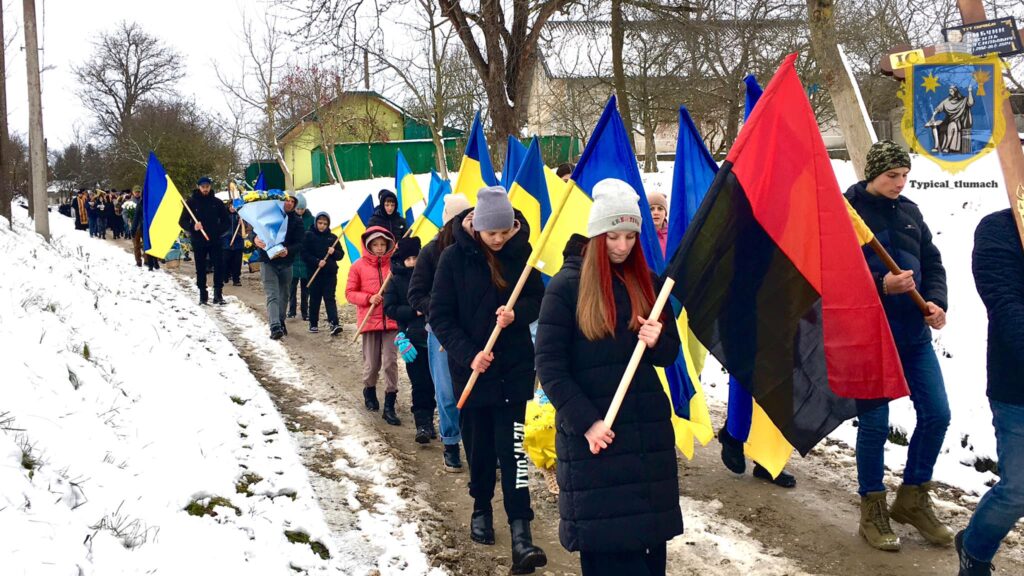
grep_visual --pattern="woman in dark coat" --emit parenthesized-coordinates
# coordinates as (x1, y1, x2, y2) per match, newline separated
(535, 179, 683, 576)
(430, 186, 547, 574)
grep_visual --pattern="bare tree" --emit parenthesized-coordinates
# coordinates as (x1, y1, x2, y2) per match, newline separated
(0, 2, 12, 227)
(73, 21, 184, 140)
(214, 12, 294, 188)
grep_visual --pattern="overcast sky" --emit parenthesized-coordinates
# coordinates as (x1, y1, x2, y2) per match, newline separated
(4, 0, 263, 150)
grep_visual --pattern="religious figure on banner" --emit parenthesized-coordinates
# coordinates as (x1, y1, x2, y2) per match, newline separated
(926, 85, 975, 154)
(900, 52, 1007, 174)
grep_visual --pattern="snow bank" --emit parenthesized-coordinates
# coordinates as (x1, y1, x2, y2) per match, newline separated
(0, 210, 339, 574)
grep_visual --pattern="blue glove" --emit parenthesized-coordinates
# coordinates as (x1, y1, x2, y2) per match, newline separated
(395, 332, 417, 363)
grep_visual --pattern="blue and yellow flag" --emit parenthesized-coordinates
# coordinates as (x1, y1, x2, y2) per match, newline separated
(142, 152, 184, 258)
(453, 112, 497, 204)
(500, 136, 528, 191)
(396, 150, 426, 226)
(410, 171, 452, 243)
(333, 195, 375, 305)
(507, 138, 553, 247)
(254, 172, 266, 192)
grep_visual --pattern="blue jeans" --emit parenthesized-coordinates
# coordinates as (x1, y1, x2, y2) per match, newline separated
(428, 331, 461, 445)
(963, 400, 1024, 562)
(261, 261, 292, 330)
(856, 338, 950, 495)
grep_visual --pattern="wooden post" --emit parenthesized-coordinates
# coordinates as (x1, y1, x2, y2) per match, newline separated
(455, 264, 533, 409)
(603, 278, 675, 428)
(23, 0, 48, 240)
(180, 198, 210, 241)
(351, 272, 393, 343)
(956, 0, 1024, 250)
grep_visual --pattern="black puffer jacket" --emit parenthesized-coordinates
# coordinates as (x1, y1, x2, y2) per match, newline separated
(535, 257, 683, 553)
(429, 210, 544, 409)
(179, 190, 231, 247)
(384, 254, 427, 346)
(407, 221, 455, 321)
(845, 182, 947, 343)
(368, 189, 408, 240)
(973, 209, 1024, 406)
(301, 213, 344, 278)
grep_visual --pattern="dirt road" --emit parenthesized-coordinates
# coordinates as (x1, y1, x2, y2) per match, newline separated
(133, 247, 1023, 575)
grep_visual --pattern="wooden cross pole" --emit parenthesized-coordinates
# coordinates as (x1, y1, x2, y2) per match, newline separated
(880, 5, 1024, 250)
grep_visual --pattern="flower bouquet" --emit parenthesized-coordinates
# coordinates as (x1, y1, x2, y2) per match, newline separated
(122, 199, 138, 224)
(238, 190, 290, 261)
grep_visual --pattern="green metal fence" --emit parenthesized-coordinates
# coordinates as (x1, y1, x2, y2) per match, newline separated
(244, 161, 286, 190)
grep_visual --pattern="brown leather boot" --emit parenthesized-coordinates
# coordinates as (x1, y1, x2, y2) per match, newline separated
(859, 491, 901, 552)
(890, 482, 955, 547)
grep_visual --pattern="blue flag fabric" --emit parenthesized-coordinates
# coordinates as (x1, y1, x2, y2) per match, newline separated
(744, 74, 763, 122)
(500, 136, 529, 191)
(571, 96, 665, 273)
(254, 173, 266, 192)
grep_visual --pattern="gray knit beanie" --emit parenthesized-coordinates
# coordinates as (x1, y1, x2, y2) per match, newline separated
(442, 194, 471, 225)
(294, 193, 308, 211)
(865, 140, 911, 183)
(587, 178, 642, 238)
(473, 186, 514, 232)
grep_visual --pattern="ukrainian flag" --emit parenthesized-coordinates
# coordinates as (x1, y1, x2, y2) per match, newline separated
(453, 112, 497, 204)
(410, 171, 452, 243)
(395, 149, 425, 227)
(142, 152, 184, 258)
(500, 136, 528, 191)
(333, 195, 375, 305)
(507, 138, 553, 247)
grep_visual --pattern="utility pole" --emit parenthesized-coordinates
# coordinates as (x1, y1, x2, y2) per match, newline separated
(0, 4, 10, 228)
(23, 0, 48, 239)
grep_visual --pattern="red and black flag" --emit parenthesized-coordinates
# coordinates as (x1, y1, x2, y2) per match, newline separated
(664, 54, 909, 455)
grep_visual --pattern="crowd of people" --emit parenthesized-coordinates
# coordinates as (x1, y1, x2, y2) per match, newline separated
(73, 142, 1020, 576)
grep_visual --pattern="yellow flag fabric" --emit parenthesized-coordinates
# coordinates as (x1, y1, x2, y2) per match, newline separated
(657, 308, 714, 458)
(845, 197, 875, 246)
(528, 179, 592, 275)
(744, 403, 795, 478)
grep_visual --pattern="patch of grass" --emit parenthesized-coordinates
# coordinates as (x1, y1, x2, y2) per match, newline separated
(262, 429, 279, 436)
(89, 502, 158, 549)
(68, 368, 82, 391)
(230, 396, 248, 406)
(284, 530, 330, 560)
(17, 435, 39, 478)
(887, 426, 909, 447)
(235, 473, 264, 496)
(973, 456, 999, 475)
(81, 342, 91, 361)
(183, 496, 241, 518)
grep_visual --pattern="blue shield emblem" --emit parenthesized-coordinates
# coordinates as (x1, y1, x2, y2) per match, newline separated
(901, 53, 1005, 173)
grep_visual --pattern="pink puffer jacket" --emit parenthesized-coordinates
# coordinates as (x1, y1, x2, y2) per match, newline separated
(346, 226, 399, 333)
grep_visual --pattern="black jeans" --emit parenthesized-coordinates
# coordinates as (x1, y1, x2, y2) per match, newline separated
(224, 249, 243, 284)
(193, 243, 224, 294)
(307, 271, 338, 326)
(405, 344, 437, 426)
(460, 401, 533, 522)
(289, 276, 309, 318)
(580, 542, 667, 576)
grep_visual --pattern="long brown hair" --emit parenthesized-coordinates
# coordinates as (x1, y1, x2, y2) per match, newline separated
(476, 234, 508, 290)
(577, 234, 655, 341)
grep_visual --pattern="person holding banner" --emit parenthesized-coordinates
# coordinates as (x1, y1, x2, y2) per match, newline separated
(534, 180, 682, 576)
(252, 194, 306, 340)
(346, 226, 401, 423)
(429, 186, 547, 573)
(179, 176, 230, 305)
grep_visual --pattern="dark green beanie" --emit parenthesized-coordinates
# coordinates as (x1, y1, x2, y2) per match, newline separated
(865, 140, 911, 183)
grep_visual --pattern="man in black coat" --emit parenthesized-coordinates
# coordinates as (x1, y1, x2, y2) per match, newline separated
(179, 177, 230, 305)
(368, 188, 408, 240)
(845, 140, 952, 551)
(956, 209, 1024, 575)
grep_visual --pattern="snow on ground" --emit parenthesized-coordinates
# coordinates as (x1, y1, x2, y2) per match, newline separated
(0, 207, 439, 575)
(292, 152, 1011, 498)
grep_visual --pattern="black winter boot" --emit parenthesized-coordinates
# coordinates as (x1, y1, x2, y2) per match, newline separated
(363, 387, 379, 412)
(213, 287, 225, 305)
(509, 519, 547, 574)
(753, 464, 797, 488)
(198, 288, 209, 305)
(956, 530, 994, 576)
(382, 392, 401, 426)
(470, 507, 495, 545)
(718, 426, 746, 474)
(443, 443, 463, 472)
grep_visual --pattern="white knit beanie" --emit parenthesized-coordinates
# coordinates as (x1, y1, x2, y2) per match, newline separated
(442, 194, 471, 225)
(587, 178, 642, 238)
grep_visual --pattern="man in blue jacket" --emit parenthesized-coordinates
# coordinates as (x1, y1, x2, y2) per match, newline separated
(846, 140, 952, 552)
(956, 209, 1024, 575)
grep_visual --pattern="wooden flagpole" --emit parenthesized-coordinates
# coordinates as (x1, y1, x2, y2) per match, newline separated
(603, 278, 675, 428)
(349, 227, 415, 341)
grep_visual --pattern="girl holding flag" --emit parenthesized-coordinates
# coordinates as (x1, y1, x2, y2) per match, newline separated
(535, 179, 682, 576)
(429, 186, 547, 574)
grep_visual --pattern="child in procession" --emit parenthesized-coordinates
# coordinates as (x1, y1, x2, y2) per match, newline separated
(346, 226, 402, 426)
(383, 236, 438, 443)
(430, 186, 547, 574)
(407, 194, 472, 471)
(535, 179, 683, 576)
(302, 212, 344, 336)
(646, 191, 668, 256)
